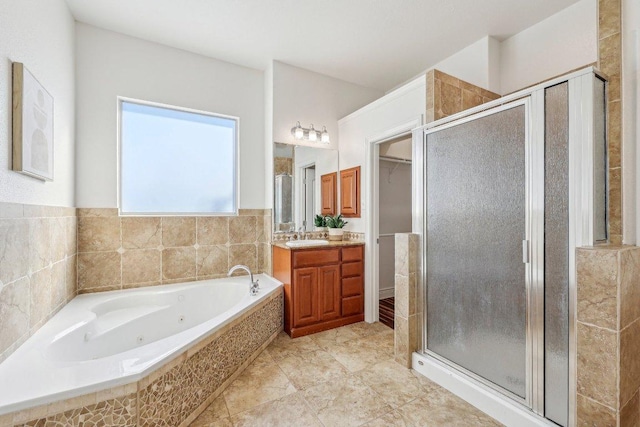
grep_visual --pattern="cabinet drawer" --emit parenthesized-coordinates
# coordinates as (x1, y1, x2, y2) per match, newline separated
(342, 276, 363, 298)
(342, 246, 363, 262)
(342, 295, 363, 317)
(342, 261, 363, 278)
(293, 249, 340, 268)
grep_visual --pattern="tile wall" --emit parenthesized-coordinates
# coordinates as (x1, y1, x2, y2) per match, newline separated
(0, 203, 77, 363)
(76, 209, 272, 293)
(576, 246, 640, 425)
(425, 69, 501, 123)
(598, 0, 622, 244)
(394, 233, 421, 368)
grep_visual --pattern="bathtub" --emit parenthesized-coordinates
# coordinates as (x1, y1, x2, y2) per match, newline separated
(0, 274, 283, 418)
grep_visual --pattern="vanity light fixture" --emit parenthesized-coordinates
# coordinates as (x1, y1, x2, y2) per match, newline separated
(291, 122, 330, 144)
(293, 121, 304, 139)
(321, 126, 330, 143)
(308, 124, 317, 141)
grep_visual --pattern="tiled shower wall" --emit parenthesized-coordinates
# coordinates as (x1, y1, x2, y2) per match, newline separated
(576, 246, 640, 425)
(598, 0, 622, 244)
(76, 208, 272, 293)
(425, 69, 501, 123)
(0, 203, 77, 363)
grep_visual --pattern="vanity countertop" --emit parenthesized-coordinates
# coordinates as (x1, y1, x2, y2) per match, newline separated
(271, 240, 364, 250)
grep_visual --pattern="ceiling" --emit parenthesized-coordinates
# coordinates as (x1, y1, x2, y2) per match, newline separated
(64, 0, 581, 91)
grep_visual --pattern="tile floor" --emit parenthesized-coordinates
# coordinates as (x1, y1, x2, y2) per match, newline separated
(190, 322, 502, 427)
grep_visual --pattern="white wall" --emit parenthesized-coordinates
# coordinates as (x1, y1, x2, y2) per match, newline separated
(265, 61, 382, 212)
(272, 62, 382, 149)
(264, 63, 274, 213)
(338, 76, 425, 232)
(0, 0, 75, 207)
(624, 0, 640, 244)
(432, 36, 501, 94)
(75, 23, 265, 208)
(499, 0, 597, 94)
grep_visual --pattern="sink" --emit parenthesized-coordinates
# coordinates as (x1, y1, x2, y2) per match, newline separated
(285, 239, 330, 248)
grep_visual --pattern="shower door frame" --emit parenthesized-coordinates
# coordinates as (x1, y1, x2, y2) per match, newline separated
(413, 67, 607, 427)
(421, 97, 544, 413)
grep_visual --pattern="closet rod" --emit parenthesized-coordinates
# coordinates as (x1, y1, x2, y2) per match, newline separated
(379, 156, 412, 164)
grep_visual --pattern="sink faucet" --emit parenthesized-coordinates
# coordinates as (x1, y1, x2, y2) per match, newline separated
(227, 265, 259, 296)
(297, 226, 304, 240)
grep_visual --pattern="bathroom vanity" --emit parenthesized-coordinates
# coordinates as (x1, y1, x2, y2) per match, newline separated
(272, 242, 364, 338)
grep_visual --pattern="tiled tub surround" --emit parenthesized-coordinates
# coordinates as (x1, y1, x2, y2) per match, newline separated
(576, 246, 640, 426)
(0, 203, 77, 363)
(0, 281, 283, 427)
(76, 208, 272, 292)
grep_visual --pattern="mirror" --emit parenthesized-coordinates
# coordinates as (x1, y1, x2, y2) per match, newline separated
(273, 142, 338, 233)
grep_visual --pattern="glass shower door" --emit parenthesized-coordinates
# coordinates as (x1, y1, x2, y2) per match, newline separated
(425, 103, 528, 400)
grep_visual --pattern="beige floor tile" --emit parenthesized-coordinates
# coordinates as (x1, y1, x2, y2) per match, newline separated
(190, 396, 230, 426)
(264, 331, 322, 361)
(326, 330, 395, 372)
(191, 416, 233, 427)
(308, 324, 361, 350)
(394, 393, 503, 426)
(343, 321, 392, 338)
(302, 375, 392, 427)
(231, 392, 323, 427)
(188, 325, 502, 427)
(355, 359, 425, 408)
(275, 349, 349, 390)
(222, 353, 296, 415)
(362, 410, 412, 427)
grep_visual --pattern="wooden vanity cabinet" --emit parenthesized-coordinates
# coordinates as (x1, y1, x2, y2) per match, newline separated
(273, 244, 364, 338)
(320, 172, 337, 215)
(340, 166, 361, 217)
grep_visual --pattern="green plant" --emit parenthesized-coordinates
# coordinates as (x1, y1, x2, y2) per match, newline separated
(325, 214, 348, 229)
(314, 214, 327, 227)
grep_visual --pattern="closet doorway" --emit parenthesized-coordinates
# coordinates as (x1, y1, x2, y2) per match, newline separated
(377, 136, 412, 329)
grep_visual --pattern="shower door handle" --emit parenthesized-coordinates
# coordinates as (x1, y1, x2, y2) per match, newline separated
(522, 240, 530, 264)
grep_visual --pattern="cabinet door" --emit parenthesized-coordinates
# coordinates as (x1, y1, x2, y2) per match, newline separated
(321, 172, 337, 216)
(318, 265, 340, 321)
(293, 267, 319, 327)
(340, 166, 361, 217)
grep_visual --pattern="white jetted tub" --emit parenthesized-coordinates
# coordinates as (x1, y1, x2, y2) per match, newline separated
(0, 274, 282, 416)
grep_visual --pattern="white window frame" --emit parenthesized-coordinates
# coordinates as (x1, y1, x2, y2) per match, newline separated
(117, 96, 240, 216)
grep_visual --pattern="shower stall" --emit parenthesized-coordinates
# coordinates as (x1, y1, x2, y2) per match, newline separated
(412, 67, 607, 427)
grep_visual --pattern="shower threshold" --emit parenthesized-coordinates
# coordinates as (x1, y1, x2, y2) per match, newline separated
(412, 352, 558, 427)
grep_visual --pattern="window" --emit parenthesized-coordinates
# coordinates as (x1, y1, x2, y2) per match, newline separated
(119, 99, 238, 215)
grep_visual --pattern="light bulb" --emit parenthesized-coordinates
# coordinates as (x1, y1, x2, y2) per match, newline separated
(308, 124, 317, 141)
(321, 126, 330, 143)
(293, 121, 304, 139)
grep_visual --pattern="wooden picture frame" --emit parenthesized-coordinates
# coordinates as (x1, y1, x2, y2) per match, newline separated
(12, 62, 54, 181)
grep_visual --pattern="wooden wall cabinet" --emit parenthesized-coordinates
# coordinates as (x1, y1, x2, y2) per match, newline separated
(340, 166, 361, 217)
(272, 244, 364, 338)
(320, 172, 337, 216)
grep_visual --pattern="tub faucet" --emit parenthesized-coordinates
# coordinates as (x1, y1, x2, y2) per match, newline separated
(228, 265, 259, 296)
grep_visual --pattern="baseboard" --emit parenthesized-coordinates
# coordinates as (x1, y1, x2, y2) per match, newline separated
(378, 288, 394, 300)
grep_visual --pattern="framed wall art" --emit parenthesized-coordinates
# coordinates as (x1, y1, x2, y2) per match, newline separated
(12, 62, 54, 181)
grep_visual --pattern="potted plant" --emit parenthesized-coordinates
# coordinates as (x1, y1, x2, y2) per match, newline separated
(325, 214, 348, 241)
(314, 214, 328, 232)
